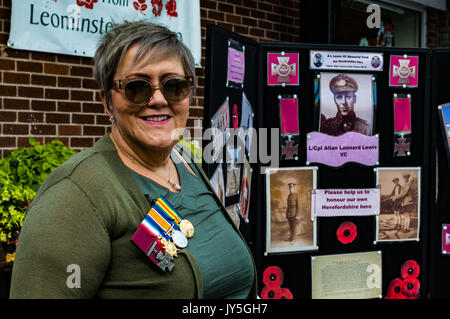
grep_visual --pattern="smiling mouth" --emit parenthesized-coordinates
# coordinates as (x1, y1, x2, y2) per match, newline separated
(140, 115, 171, 122)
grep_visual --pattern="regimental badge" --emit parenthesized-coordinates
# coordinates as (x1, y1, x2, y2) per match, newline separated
(389, 55, 419, 88)
(267, 52, 299, 86)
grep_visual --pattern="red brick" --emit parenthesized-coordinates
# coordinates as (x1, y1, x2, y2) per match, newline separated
(31, 124, 56, 135)
(72, 114, 95, 124)
(3, 98, 29, 110)
(70, 66, 93, 77)
(0, 110, 16, 122)
(59, 76, 82, 88)
(4, 48, 29, 59)
(57, 55, 82, 64)
(0, 58, 14, 70)
(208, 11, 224, 21)
(71, 90, 93, 101)
(3, 124, 29, 135)
(226, 14, 241, 24)
(44, 63, 69, 75)
(58, 125, 82, 136)
(46, 113, 70, 124)
(82, 78, 99, 89)
(17, 137, 42, 148)
(201, 0, 217, 9)
(45, 88, 69, 100)
(96, 114, 110, 125)
(31, 100, 56, 111)
(218, 3, 234, 13)
(18, 86, 43, 98)
(83, 125, 106, 136)
(0, 136, 16, 147)
(18, 112, 44, 123)
(17, 61, 42, 73)
(71, 137, 94, 148)
(83, 102, 103, 113)
(0, 84, 16, 96)
(32, 74, 57, 86)
(31, 52, 56, 62)
(58, 101, 81, 112)
(3, 72, 30, 84)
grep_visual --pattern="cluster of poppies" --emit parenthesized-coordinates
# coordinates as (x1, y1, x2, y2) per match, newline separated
(385, 260, 420, 299)
(260, 266, 293, 299)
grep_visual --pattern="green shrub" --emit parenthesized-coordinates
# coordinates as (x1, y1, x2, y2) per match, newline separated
(0, 138, 77, 263)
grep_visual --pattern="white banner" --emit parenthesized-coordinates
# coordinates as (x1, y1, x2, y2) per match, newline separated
(310, 50, 383, 71)
(8, 0, 201, 66)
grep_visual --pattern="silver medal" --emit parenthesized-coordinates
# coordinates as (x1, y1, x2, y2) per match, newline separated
(172, 230, 188, 248)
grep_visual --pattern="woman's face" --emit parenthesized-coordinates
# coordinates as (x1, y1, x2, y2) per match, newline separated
(105, 44, 190, 153)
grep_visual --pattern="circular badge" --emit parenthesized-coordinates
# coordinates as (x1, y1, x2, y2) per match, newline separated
(336, 221, 357, 244)
(172, 230, 188, 248)
(262, 266, 284, 288)
(179, 219, 195, 238)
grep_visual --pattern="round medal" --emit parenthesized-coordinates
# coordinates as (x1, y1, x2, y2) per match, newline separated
(179, 219, 195, 238)
(160, 238, 178, 257)
(172, 230, 188, 248)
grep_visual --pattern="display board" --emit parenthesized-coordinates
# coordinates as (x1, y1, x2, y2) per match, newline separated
(204, 25, 432, 299)
(428, 49, 450, 299)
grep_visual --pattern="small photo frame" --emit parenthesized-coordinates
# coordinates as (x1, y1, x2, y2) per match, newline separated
(265, 167, 318, 254)
(210, 164, 225, 205)
(393, 93, 412, 157)
(442, 224, 450, 255)
(226, 39, 245, 89)
(239, 92, 255, 154)
(317, 72, 376, 136)
(210, 97, 230, 162)
(225, 162, 241, 197)
(267, 52, 299, 86)
(389, 55, 419, 88)
(239, 159, 252, 221)
(438, 103, 450, 170)
(375, 167, 421, 243)
(225, 204, 241, 228)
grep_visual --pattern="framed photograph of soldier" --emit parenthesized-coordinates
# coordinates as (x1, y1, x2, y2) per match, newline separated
(267, 52, 299, 86)
(393, 94, 412, 157)
(316, 72, 376, 137)
(375, 167, 421, 243)
(389, 55, 419, 88)
(265, 167, 318, 254)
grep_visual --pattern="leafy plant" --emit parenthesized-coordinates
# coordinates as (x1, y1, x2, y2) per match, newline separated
(0, 137, 77, 264)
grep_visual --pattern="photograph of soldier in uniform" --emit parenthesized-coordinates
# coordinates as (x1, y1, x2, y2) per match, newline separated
(265, 167, 317, 253)
(319, 72, 374, 136)
(376, 167, 421, 242)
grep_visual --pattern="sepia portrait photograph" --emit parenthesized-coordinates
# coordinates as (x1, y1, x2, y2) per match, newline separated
(318, 72, 375, 137)
(265, 167, 317, 254)
(375, 167, 421, 242)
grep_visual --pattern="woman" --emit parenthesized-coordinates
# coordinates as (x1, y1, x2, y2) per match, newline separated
(10, 21, 257, 299)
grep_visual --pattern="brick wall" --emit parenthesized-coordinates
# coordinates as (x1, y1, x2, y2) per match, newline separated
(0, 0, 300, 156)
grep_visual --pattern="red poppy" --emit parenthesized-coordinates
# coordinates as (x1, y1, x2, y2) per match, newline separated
(401, 277, 420, 297)
(336, 221, 357, 244)
(401, 260, 420, 279)
(385, 278, 406, 299)
(261, 286, 282, 299)
(262, 266, 284, 288)
(280, 288, 293, 299)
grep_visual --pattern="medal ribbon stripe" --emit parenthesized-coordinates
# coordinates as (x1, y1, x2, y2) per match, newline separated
(141, 218, 161, 238)
(145, 209, 174, 240)
(155, 197, 182, 225)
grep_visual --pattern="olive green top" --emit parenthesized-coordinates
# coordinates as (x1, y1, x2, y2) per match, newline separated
(9, 134, 257, 299)
(130, 151, 254, 298)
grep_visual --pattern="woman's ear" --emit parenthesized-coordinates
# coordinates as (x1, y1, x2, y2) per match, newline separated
(99, 89, 113, 117)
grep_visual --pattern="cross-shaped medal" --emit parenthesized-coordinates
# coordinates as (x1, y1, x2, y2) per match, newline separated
(282, 139, 298, 160)
(394, 137, 410, 156)
(393, 59, 416, 85)
(156, 250, 175, 272)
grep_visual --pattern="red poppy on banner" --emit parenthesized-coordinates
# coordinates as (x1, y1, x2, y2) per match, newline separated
(262, 266, 284, 288)
(166, 0, 178, 17)
(261, 286, 282, 299)
(151, 0, 163, 16)
(281, 288, 293, 299)
(401, 260, 420, 279)
(336, 221, 357, 244)
(76, 0, 98, 10)
(385, 278, 406, 299)
(401, 276, 420, 297)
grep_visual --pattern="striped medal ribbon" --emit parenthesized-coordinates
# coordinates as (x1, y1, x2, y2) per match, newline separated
(146, 205, 188, 249)
(154, 197, 195, 239)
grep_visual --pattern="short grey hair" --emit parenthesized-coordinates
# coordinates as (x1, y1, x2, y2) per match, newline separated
(93, 21, 196, 107)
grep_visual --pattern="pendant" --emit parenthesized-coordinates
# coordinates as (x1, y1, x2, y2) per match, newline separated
(168, 179, 181, 191)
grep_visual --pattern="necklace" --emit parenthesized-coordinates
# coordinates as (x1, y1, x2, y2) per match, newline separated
(111, 135, 181, 191)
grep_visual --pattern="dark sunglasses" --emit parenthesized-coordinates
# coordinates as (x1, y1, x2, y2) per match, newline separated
(112, 76, 193, 105)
